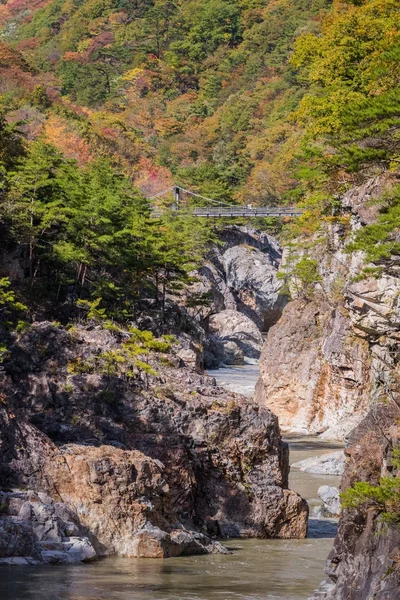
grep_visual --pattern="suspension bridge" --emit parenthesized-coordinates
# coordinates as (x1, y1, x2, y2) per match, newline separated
(149, 186, 303, 218)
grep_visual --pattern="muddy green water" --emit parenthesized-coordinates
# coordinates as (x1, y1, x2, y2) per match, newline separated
(0, 366, 342, 600)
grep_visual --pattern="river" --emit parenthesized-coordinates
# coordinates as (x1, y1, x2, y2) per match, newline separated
(1, 365, 341, 600)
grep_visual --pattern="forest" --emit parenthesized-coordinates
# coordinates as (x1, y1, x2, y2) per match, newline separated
(0, 0, 399, 320)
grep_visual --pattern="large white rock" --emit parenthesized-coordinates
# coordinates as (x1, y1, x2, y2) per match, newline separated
(291, 451, 346, 476)
(192, 226, 286, 331)
(222, 243, 286, 330)
(317, 486, 341, 518)
(209, 309, 264, 359)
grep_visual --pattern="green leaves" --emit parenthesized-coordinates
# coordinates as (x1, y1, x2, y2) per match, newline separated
(341, 477, 400, 523)
(292, 0, 400, 170)
(277, 253, 322, 300)
(0, 277, 28, 336)
(346, 185, 400, 263)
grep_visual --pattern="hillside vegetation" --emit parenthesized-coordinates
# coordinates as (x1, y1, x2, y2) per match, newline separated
(0, 0, 399, 317)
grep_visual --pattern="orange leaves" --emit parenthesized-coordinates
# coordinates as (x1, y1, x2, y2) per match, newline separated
(134, 157, 173, 198)
(44, 115, 93, 166)
(16, 37, 41, 53)
(0, 0, 49, 19)
(0, 41, 31, 72)
(63, 51, 88, 64)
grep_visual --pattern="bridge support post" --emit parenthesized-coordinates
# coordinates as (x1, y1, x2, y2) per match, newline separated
(173, 186, 180, 211)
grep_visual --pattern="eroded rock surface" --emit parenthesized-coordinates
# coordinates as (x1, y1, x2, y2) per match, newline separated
(292, 451, 346, 476)
(308, 406, 400, 600)
(255, 176, 400, 441)
(0, 490, 96, 565)
(315, 487, 341, 519)
(188, 226, 287, 366)
(208, 309, 264, 360)
(255, 299, 371, 438)
(0, 323, 308, 563)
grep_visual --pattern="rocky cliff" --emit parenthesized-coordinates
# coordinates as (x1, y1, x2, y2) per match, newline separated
(249, 175, 400, 598)
(255, 177, 400, 440)
(308, 405, 400, 600)
(187, 226, 287, 367)
(0, 322, 307, 564)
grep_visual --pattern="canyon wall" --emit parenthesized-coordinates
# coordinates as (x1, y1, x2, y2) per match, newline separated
(255, 177, 400, 440)
(188, 226, 287, 367)
(249, 175, 400, 598)
(308, 405, 400, 600)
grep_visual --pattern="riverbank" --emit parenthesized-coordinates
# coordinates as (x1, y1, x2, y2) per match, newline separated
(0, 439, 341, 600)
(1, 365, 343, 600)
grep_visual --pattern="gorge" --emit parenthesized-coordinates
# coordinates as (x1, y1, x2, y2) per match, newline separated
(2, 215, 399, 599)
(0, 0, 400, 598)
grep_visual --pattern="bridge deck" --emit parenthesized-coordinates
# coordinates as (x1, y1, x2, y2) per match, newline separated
(191, 207, 303, 217)
(149, 186, 303, 218)
(152, 207, 302, 218)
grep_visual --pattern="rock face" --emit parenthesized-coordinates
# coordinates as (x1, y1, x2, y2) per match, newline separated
(0, 323, 308, 563)
(0, 490, 97, 565)
(255, 175, 400, 439)
(187, 226, 287, 366)
(208, 309, 264, 361)
(308, 406, 400, 599)
(255, 299, 372, 438)
(315, 486, 341, 518)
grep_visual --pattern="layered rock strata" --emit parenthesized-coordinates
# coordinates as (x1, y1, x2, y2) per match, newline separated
(255, 298, 372, 438)
(255, 176, 400, 440)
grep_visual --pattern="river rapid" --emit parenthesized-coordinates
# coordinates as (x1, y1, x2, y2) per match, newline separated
(1, 365, 342, 600)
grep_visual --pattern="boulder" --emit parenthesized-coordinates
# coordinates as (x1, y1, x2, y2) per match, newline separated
(316, 486, 341, 518)
(185, 226, 287, 367)
(209, 309, 264, 359)
(221, 340, 244, 365)
(292, 451, 346, 476)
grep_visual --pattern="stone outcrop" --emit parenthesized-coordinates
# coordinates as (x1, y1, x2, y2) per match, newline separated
(0, 490, 97, 565)
(308, 405, 400, 599)
(0, 323, 308, 563)
(255, 175, 400, 440)
(198, 226, 285, 328)
(255, 298, 372, 438)
(186, 226, 287, 366)
(314, 486, 341, 519)
(292, 451, 346, 476)
(208, 309, 264, 361)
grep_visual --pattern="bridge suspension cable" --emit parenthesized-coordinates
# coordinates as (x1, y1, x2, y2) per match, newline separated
(147, 184, 303, 218)
(176, 186, 234, 207)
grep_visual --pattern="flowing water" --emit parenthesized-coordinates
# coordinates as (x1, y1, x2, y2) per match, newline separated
(1, 365, 342, 600)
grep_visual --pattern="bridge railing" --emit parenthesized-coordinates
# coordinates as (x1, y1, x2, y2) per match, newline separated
(191, 207, 303, 217)
(151, 207, 303, 218)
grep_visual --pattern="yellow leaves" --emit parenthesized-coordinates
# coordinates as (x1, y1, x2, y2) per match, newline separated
(77, 39, 91, 53)
(291, 33, 320, 69)
(294, 0, 400, 93)
(87, 16, 108, 37)
(121, 67, 145, 83)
